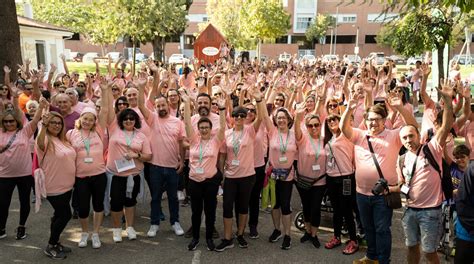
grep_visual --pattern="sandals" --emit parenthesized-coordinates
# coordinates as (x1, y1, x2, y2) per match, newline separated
(342, 240, 359, 255)
(324, 236, 341, 249)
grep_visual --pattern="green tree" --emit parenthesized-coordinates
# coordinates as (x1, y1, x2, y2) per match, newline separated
(378, 0, 473, 14)
(305, 14, 336, 53)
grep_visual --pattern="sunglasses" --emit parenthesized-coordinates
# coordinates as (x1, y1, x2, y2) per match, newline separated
(0, 87, 8, 91)
(306, 123, 321, 129)
(214, 92, 222, 96)
(123, 117, 136, 121)
(232, 113, 247, 119)
(211, 102, 218, 106)
(246, 108, 256, 113)
(328, 104, 338, 109)
(54, 84, 60, 87)
(392, 89, 403, 94)
(2, 119, 16, 124)
(77, 85, 85, 88)
(198, 126, 210, 130)
(25, 88, 33, 91)
(117, 102, 129, 106)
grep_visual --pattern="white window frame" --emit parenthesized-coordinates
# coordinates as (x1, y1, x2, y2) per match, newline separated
(331, 14, 357, 24)
(367, 13, 398, 23)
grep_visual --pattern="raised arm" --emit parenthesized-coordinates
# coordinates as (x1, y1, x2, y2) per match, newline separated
(60, 54, 69, 75)
(454, 83, 472, 129)
(137, 77, 151, 121)
(419, 63, 434, 108)
(216, 96, 226, 141)
(387, 92, 418, 128)
(294, 103, 306, 141)
(435, 85, 454, 148)
(3, 65, 11, 86)
(181, 91, 194, 139)
(98, 79, 111, 128)
(340, 95, 359, 141)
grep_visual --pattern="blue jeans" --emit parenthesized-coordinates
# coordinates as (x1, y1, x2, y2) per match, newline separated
(357, 193, 393, 264)
(149, 165, 179, 225)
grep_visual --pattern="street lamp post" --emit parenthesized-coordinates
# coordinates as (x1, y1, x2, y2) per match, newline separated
(329, 27, 334, 55)
(353, 25, 359, 56)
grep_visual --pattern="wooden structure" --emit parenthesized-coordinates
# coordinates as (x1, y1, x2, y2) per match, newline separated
(193, 24, 228, 64)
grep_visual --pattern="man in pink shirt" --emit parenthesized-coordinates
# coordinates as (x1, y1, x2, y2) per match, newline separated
(397, 89, 454, 264)
(191, 93, 221, 135)
(65, 87, 94, 114)
(137, 79, 186, 238)
(341, 92, 418, 264)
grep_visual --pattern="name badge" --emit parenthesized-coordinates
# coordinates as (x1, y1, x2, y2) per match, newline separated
(195, 167, 204, 174)
(312, 164, 320, 171)
(114, 158, 136, 173)
(400, 184, 410, 195)
(231, 159, 240, 166)
(84, 157, 93, 163)
(279, 156, 288, 163)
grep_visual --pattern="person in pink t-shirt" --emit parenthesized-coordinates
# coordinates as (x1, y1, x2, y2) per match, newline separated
(0, 98, 46, 240)
(66, 106, 107, 249)
(261, 106, 298, 250)
(341, 92, 418, 264)
(216, 88, 264, 252)
(294, 105, 327, 249)
(36, 111, 77, 259)
(182, 93, 225, 251)
(397, 89, 454, 264)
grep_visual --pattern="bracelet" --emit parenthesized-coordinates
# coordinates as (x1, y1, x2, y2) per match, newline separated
(219, 107, 226, 111)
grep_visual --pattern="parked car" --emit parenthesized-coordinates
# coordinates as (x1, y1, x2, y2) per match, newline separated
(299, 54, 317, 65)
(322, 54, 339, 62)
(389, 55, 406, 65)
(450, 54, 474, 65)
(106, 52, 122, 62)
(367, 52, 385, 65)
(70, 52, 84, 62)
(82, 52, 100, 63)
(278, 53, 292, 63)
(346, 54, 361, 64)
(168, 54, 189, 64)
(134, 53, 149, 63)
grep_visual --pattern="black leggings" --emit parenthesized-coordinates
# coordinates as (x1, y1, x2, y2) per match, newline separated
(75, 173, 107, 218)
(455, 238, 474, 264)
(178, 160, 190, 193)
(248, 165, 265, 227)
(274, 180, 293, 215)
(110, 175, 141, 212)
(47, 191, 72, 245)
(189, 174, 220, 240)
(296, 184, 326, 227)
(326, 174, 357, 240)
(223, 175, 255, 218)
(0, 176, 34, 230)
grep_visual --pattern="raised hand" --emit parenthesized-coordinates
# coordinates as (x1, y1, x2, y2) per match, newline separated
(179, 89, 190, 103)
(387, 93, 403, 109)
(59, 54, 65, 61)
(3, 65, 11, 73)
(216, 96, 226, 109)
(421, 63, 431, 77)
(295, 102, 307, 117)
(50, 63, 57, 73)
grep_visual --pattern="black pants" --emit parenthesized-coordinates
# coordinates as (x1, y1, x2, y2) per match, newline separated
(248, 165, 265, 228)
(274, 180, 293, 215)
(296, 184, 326, 227)
(178, 160, 190, 193)
(47, 191, 72, 245)
(75, 174, 107, 218)
(455, 238, 474, 264)
(0, 176, 34, 230)
(223, 175, 255, 218)
(110, 175, 141, 212)
(189, 174, 220, 240)
(326, 175, 357, 240)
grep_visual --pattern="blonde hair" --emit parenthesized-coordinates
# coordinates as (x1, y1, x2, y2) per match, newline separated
(0, 109, 23, 132)
(74, 112, 97, 131)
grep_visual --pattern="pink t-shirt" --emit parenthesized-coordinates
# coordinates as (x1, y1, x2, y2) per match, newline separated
(221, 125, 256, 178)
(0, 122, 36, 178)
(353, 102, 365, 127)
(296, 134, 326, 186)
(66, 127, 106, 177)
(268, 127, 297, 181)
(397, 139, 443, 208)
(191, 113, 221, 136)
(351, 128, 402, 196)
(36, 137, 76, 195)
(72, 101, 95, 114)
(146, 113, 184, 168)
(325, 133, 355, 176)
(392, 103, 414, 129)
(179, 71, 196, 90)
(131, 106, 152, 138)
(254, 125, 268, 168)
(106, 122, 152, 176)
(189, 134, 223, 182)
(420, 104, 436, 135)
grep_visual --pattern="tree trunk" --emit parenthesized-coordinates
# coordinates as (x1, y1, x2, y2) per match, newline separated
(437, 47, 444, 88)
(152, 36, 165, 62)
(0, 0, 22, 83)
(132, 41, 136, 78)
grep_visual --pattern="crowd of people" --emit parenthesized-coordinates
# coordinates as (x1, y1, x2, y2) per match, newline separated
(0, 53, 473, 264)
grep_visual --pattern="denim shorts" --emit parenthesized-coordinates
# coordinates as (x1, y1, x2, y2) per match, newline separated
(401, 206, 443, 253)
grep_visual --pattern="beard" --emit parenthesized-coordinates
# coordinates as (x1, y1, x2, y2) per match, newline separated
(158, 109, 168, 117)
(198, 106, 210, 116)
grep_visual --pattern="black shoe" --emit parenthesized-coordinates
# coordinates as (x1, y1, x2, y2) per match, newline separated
(300, 232, 312, 243)
(206, 239, 216, 251)
(269, 229, 282, 243)
(0, 229, 6, 239)
(72, 210, 79, 219)
(56, 242, 72, 253)
(249, 226, 259, 239)
(187, 239, 199, 251)
(16, 226, 27, 240)
(312, 236, 321, 248)
(281, 235, 291, 250)
(215, 239, 234, 252)
(44, 244, 67, 260)
(212, 228, 219, 239)
(184, 226, 193, 238)
(237, 235, 248, 248)
(181, 197, 190, 207)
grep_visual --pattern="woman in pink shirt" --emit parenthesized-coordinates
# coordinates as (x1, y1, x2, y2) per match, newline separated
(36, 111, 77, 260)
(182, 94, 225, 251)
(0, 98, 46, 240)
(66, 106, 107, 249)
(215, 90, 264, 252)
(261, 106, 298, 250)
(294, 106, 327, 249)
(178, 66, 196, 91)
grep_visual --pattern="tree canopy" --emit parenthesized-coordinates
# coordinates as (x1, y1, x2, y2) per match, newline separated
(305, 14, 336, 43)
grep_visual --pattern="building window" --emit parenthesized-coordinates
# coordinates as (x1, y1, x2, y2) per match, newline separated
(324, 35, 356, 44)
(296, 17, 313, 30)
(203, 16, 208, 22)
(367, 13, 398, 23)
(296, 0, 315, 9)
(276, 36, 288, 43)
(332, 14, 357, 24)
(365, 35, 377, 44)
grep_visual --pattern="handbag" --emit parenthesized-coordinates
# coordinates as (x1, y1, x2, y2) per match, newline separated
(271, 167, 292, 181)
(296, 173, 326, 190)
(366, 135, 402, 209)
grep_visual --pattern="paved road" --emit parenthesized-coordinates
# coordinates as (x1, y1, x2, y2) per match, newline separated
(1, 187, 453, 263)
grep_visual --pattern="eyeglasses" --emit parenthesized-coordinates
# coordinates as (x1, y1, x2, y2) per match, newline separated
(53, 84, 60, 87)
(246, 108, 256, 113)
(0, 87, 8, 91)
(232, 113, 247, 119)
(392, 89, 403, 94)
(198, 126, 210, 130)
(49, 121, 62, 126)
(123, 117, 136, 121)
(328, 104, 338, 109)
(25, 88, 33, 91)
(306, 123, 321, 129)
(2, 119, 16, 124)
(214, 92, 222, 96)
(117, 102, 129, 106)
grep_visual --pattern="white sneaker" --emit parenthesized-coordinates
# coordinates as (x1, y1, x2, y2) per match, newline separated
(91, 233, 101, 249)
(218, 186, 224, 196)
(126, 227, 137, 240)
(177, 191, 185, 201)
(147, 225, 159, 237)
(78, 233, 89, 248)
(172, 222, 184, 236)
(112, 228, 122, 243)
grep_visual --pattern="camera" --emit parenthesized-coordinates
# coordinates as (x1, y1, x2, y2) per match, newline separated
(372, 178, 388, 195)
